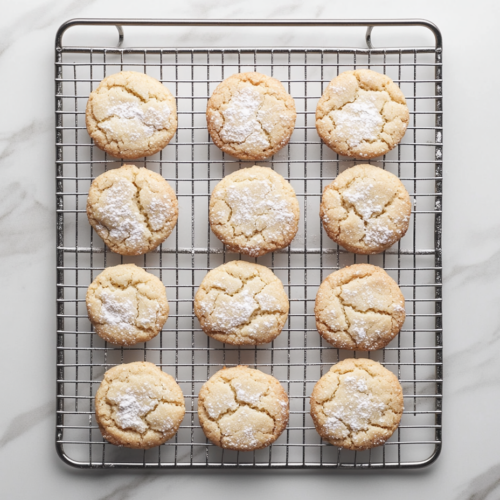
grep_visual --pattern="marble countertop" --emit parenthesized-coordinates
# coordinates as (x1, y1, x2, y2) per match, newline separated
(1, 0, 498, 498)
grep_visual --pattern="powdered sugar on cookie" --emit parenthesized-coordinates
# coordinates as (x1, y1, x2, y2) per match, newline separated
(316, 69, 409, 159)
(109, 383, 160, 433)
(310, 359, 404, 451)
(99, 99, 171, 144)
(87, 164, 178, 256)
(194, 260, 289, 345)
(96, 177, 148, 252)
(365, 221, 395, 246)
(87, 263, 169, 346)
(322, 373, 386, 439)
(143, 194, 173, 231)
(209, 166, 300, 257)
(207, 72, 296, 160)
(225, 178, 295, 245)
(209, 287, 259, 331)
(98, 289, 137, 338)
(219, 87, 270, 148)
(198, 366, 289, 451)
(95, 362, 185, 449)
(331, 90, 388, 148)
(86, 71, 177, 159)
(315, 264, 406, 351)
(320, 164, 411, 254)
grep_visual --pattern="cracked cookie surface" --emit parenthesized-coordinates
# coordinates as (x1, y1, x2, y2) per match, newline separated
(310, 358, 403, 450)
(87, 164, 178, 255)
(86, 264, 169, 346)
(320, 164, 411, 254)
(95, 362, 185, 449)
(209, 166, 300, 257)
(86, 71, 177, 159)
(198, 366, 289, 451)
(316, 69, 409, 159)
(194, 260, 289, 345)
(315, 264, 405, 350)
(206, 72, 296, 160)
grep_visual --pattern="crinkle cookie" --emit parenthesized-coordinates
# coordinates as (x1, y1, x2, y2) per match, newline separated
(315, 264, 405, 350)
(209, 166, 300, 257)
(87, 164, 178, 256)
(86, 71, 177, 159)
(198, 366, 289, 451)
(194, 260, 289, 345)
(310, 358, 404, 451)
(320, 164, 411, 254)
(95, 362, 185, 449)
(206, 72, 296, 160)
(86, 264, 169, 346)
(316, 69, 409, 159)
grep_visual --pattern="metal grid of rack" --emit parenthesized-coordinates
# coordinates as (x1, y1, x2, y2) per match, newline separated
(55, 19, 442, 469)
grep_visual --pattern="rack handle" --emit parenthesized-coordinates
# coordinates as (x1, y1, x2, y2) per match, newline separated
(55, 19, 443, 51)
(365, 26, 374, 49)
(116, 25, 124, 47)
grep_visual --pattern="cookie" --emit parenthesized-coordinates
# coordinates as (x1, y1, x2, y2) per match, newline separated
(209, 166, 300, 256)
(95, 362, 185, 449)
(315, 264, 405, 350)
(316, 69, 409, 159)
(206, 72, 296, 160)
(320, 164, 411, 254)
(197, 366, 289, 451)
(87, 164, 178, 256)
(310, 358, 404, 450)
(194, 260, 289, 345)
(86, 71, 177, 159)
(86, 264, 169, 346)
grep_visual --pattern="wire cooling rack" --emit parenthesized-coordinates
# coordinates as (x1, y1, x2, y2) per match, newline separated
(55, 19, 443, 469)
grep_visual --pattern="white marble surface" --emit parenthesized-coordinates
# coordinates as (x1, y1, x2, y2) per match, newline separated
(0, 0, 498, 498)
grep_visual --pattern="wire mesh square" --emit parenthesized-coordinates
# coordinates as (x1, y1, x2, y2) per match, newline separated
(55, 21, 442, 469)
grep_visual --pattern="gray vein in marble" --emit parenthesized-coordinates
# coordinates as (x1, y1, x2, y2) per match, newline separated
(258, 2, 301, 18)
(190, 0, 301, 18)
(170, 0, 304, 48)
(446, 323, 500, 393)
(0, 120, 51, 163)
(98, 474, 158, 500)
(0, 401, 52, 449)
(313, 4, 326, 17)
(0, 181, 51, 257)
(0, 0, 97, 56)
(445, 244, 500, 285)
(457, 462, 500, 500)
